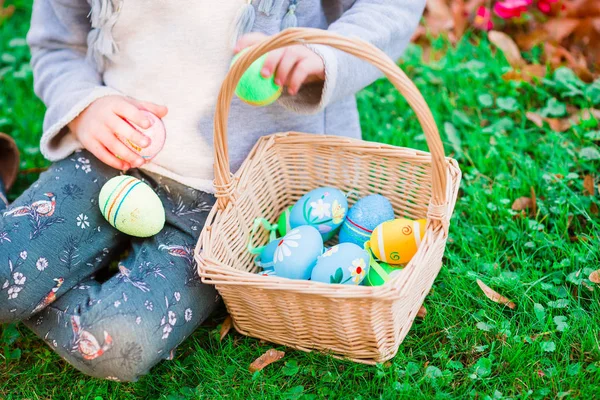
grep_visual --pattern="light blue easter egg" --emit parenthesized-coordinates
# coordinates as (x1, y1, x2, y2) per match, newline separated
(273, 225, 323, 280)
(311, 243, 370, 285)
(339, 194, 395, 247)
(257, 269, 277, 277)
(256, 239, 279, 271)
(289, 187, 348, 241)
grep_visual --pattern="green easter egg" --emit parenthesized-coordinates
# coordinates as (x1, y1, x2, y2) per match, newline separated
(277, 206, 292, 237)
(99, 175, 165, 237)
(231, 50, 283, 106)
(363, 260, 403, 287)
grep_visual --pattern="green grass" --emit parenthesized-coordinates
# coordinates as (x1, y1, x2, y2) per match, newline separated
(2, 1, 600, 399)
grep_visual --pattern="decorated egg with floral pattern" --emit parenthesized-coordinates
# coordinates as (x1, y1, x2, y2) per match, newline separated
(289, 187, 348, 241)
(311, 243, 370, 285)
(273, 225, 323, 280)
(256, 239, 279, 271)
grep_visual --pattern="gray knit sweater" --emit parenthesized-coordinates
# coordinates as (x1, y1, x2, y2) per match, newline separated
(27, 0, 425, 192)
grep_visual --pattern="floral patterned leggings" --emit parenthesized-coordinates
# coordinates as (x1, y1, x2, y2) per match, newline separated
(0, 150, 220, 381)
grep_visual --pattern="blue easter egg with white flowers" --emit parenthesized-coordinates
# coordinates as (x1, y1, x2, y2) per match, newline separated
(339, 194, 395, 247)
(273, 225, 323, 280)
(256, 239, 279, 271)
(311, 243, 370, 285)
(289, 187, 348, 241)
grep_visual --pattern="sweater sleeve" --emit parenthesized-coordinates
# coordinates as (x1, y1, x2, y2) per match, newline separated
(27, 0, 121, 162)
(278, 0, 426, 114)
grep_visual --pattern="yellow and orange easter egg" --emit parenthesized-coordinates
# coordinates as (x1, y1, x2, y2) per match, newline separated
(99, 175, 165, 237)
(369, 218, 426, 265)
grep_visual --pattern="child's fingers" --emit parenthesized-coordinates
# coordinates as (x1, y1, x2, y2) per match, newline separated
(103, 133, 146, 168)
(114, 101, 152, 130)
(109, 116, 151, 149)
(234, 32, 268, 53)
(274, 49, 300, 87)
(261, 49, 286, 78)
(129, 98, 169, 119)
(86, 139, 131, 171)
(287, 59, 314, 95)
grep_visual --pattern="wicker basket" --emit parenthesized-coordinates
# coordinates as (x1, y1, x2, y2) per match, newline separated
(196, 28, 461, 365)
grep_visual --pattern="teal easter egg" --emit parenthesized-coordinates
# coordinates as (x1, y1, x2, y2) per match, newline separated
(363, 260, 403, 286)
(311, 243, 370, 285)
(256, 239, 279, 271)
(339, 194, 395, 247)
(277, 206, 292, 237)
(273, 225, 323, 280)
(99, 175, 165, 237)
(289, 187, 348, 241)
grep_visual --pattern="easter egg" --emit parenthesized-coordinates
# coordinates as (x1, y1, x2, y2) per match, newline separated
(231, 50, 283, 107)
(99, 175, 165, 237)
(277, 206, 292, 237)
(273, 225, 323, 280)
(256, 239, 279, 271)
(289, 187, 348, 241)
(117, 111, 166, 160)
(311, 243, 370, 285)
(363, 260, 403, 287)
(257, 269, 277, 277)
(339, 194, 395, 247)
(370, 218, 426, 265)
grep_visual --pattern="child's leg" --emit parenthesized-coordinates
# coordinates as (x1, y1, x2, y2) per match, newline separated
(23, 180, 220, 381)
(0, 150, 126, 322)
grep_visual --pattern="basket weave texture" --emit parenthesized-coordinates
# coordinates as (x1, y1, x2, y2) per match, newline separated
(196, 28, 462, 364)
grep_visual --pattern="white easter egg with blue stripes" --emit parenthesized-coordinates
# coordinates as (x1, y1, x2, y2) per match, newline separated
(99, 175, 165, 237)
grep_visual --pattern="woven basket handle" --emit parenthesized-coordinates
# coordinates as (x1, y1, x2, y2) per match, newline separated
(214, 28, 447, 210)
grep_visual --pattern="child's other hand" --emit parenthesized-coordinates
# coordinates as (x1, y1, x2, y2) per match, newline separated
(68, 96, 168, 171)
(235, 33, 325, 96)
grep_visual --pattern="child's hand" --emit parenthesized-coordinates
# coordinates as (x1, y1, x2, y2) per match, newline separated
(68, 96, 168, 171)
(235, 33, 325, 96)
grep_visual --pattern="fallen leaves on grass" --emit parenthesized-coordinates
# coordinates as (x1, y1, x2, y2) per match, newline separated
(488, 30, 548, 83)
(489, 30, 525, 68)
(417, 306, 427, 319)
(249, 349, 285, 373)
(584, 175, 595, 195)
(476, 279, 516, 309)
(590, 270, 600, 284)
(512, 197, 533, 211)
(220, 315, 233, 341)
(0, 0, 15, 22)
(511, 188, 537, 217)
(526, 112, 572, 132)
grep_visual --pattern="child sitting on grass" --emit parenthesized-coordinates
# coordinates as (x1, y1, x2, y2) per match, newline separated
(0, 0, 425, 382)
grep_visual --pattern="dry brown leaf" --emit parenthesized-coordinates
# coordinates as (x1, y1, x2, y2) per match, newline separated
(489, 31, 526, 68)
(451, 0, 468, 39)
(591, 203, 599, 215)
(503, 64, 547, 83)
(530, 187, 538, 217)
(581, 109, 600, 120)
(425, 0, 455, 36)
(249, 349, 285, 373)
(544, 18, 581, 42)
(512, 197, 532, 211)
(590, 270, 600, 284)
(0, 0, 14, 19)
(525, 111, 573, 132)
(417, 306, 427, 319)
(526, 112, 544, 128)
(584, 175, 595, 196)
(516, 29, 549, 51)
(220, 315, 233, 341)
(476, 279, 516, 309)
